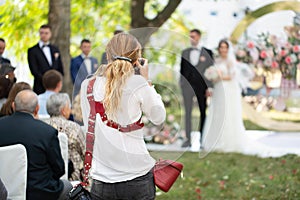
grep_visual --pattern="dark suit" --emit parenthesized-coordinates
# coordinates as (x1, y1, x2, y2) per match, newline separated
(0, 112, 65, 200)
(180, 47, 214, 145)
(0, 56, 11, 65)
(100, 52, 108, 64)
(28, 43, 64, 95)
(70, 55, 98, 96)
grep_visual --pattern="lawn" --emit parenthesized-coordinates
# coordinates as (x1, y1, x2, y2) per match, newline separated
(152, 152, 300, 200)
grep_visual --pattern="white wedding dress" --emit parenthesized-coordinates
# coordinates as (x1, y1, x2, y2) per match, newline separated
(201, 57, 293, 158)
(202, 57, 247, 153)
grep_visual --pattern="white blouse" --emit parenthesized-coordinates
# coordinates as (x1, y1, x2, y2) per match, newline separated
(81, 75, 166, 183)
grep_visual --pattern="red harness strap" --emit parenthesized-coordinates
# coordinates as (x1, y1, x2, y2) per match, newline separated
(82, 78, 144, 185)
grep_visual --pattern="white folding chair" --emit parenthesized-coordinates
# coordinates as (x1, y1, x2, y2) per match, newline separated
(58, 132, 68, 180)
(0, 144, 27, 200)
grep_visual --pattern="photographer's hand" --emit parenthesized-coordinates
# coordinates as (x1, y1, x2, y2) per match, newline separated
(134, 58, 149, 80)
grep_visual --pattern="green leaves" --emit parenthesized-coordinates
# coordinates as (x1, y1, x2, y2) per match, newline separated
(0, 0, 47, 61)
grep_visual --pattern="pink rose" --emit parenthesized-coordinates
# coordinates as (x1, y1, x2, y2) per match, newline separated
(293, 45, 300, 53)
(247, 41, 255, 49)
(271, 61, 279, 68)
(280, 49, 287, 57)
(260, 50, 267, 59)
(285, 56, 292, 64)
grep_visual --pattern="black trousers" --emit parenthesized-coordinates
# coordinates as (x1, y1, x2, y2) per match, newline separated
(181, 83, 207, 145)
(90, 170, 155, 200)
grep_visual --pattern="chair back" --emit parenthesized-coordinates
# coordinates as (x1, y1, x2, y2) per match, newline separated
(58, 132, 68, 180)
(0, 144, 27, 200)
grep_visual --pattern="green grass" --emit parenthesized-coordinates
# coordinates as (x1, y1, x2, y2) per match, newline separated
(152, 152, 300, 200)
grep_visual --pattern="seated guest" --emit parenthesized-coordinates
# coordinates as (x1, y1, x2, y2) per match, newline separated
(45, 93, 85, 181)
(0, 90, 72, 200)
(0, 178, 7, 200)
(0, 75, 14, 108)
(38, 69, 63, 118)
(0, 38, 11, 65)
(0, 82, 31, 117)
(71, 92, 83, 126)
(0, 63, 16, 83)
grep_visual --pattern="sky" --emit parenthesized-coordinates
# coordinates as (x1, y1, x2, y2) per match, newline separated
(178, 0, 298, 48)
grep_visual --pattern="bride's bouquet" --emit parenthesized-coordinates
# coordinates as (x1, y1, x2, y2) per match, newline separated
(204, 65, 220, 83)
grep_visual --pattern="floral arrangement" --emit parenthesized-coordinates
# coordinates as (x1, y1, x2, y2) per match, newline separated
(143, 81, 181, 145)
(237, 32, 299, 80)
(276, 42, 300, 79)
(235, 42, 254, 64)
(143, 114, 180, 145)
(252, 33, 280, 71)
(204, 65, 220, 82)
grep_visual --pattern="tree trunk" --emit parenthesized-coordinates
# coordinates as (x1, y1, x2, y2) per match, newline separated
(130, 0, 182, 46)
(48, 0, 72, 97)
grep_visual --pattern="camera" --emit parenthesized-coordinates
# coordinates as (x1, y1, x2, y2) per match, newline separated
(134, 58, 145, 75)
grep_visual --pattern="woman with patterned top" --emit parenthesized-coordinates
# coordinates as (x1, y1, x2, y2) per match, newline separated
(45, 93, 85, 181)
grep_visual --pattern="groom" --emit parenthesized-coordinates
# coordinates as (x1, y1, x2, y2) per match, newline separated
(180, 29, 214, 148)
(27, 24, 64, 95)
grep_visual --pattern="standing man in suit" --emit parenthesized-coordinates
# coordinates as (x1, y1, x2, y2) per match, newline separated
(0, 38, 11, 64)
(100, 29, 123, 64)
(70, 39, 98, 96)
(28, 24, 64, 95)
(180, 29, 214, 148)
(0, 90, 72, 200)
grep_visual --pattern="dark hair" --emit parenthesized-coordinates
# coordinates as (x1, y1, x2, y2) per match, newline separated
(114, 30, 124, 35)
(0, 82, 31, 116)
(190, 29, 201, 36)
(81, 39, 91, 45)
(218, 39, 229, 49)
(42, 70, 63, 90)
(0, 75, 13, 99)
(0, 38, 5, 43)
(39, 24, 52, 30)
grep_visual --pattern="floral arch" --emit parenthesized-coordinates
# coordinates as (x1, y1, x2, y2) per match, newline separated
(230, 1, 300, 44)
(229, 1, 300, 131)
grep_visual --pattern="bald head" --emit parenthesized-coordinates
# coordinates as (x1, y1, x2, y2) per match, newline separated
(14, 90, 38, 113)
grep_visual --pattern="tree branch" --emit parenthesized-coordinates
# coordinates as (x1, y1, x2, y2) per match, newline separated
(130, 0, 149, 28)
(150, 0, 182, 27)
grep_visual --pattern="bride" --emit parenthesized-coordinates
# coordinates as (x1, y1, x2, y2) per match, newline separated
(202, 39, 246, 153)
(201, 39, 294, 158)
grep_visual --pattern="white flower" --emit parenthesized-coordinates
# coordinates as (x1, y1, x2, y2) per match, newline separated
(204, 66, 219, 82)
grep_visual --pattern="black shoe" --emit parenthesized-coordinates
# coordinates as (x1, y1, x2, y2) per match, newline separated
(181, 140, 191, 148)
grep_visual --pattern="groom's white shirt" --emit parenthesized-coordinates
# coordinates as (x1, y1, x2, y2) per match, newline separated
(189, 43, 202, 66)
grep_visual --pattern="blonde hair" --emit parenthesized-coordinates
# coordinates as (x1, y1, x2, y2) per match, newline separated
(103, 33, 141, 119)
